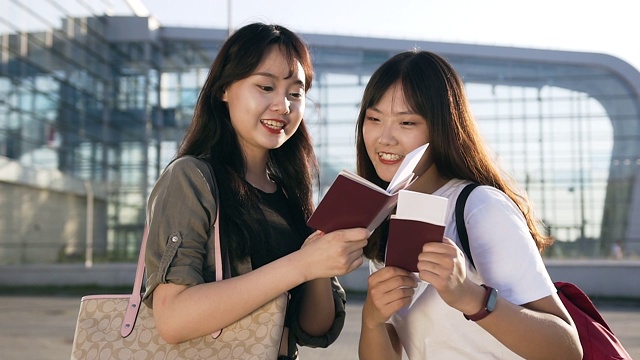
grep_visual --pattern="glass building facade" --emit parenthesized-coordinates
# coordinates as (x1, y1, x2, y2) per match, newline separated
(1, 1, 639, 264)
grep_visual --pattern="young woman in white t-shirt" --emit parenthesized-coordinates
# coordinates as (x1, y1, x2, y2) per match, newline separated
(356, 50, 582, 359)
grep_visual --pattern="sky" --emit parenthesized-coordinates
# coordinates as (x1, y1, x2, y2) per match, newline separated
(136, 0, 640, 73)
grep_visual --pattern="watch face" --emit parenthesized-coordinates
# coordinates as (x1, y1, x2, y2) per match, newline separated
(487, 287, 498, 311)
(463, 285, 498, 321)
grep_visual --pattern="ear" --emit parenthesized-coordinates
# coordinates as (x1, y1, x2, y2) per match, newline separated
(221, 89, 228, 102)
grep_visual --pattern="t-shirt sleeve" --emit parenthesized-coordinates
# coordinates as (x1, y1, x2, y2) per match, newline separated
(465, 187, 555, 305)
(142, 157, 217, 308)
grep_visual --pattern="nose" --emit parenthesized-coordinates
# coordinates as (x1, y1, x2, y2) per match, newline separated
(271, 95, 291, 115)
(377, 123, 397, 145)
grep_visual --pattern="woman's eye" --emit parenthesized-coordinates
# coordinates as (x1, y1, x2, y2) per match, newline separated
(401, 121, 416, 126)
(365, 116, 380, 122)
(289, 92, 303, 99)
(258, 85, 273, 91)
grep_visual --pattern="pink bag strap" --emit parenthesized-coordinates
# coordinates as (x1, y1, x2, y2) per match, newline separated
(121, 226, 148, 337)
(121, 160, 222, 337)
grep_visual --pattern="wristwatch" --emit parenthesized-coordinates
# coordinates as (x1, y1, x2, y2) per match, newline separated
(464, 284, 498, 321)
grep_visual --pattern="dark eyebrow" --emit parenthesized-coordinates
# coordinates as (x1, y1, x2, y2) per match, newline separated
(367, 106, 414, 115)
(253, 72, 305, 87)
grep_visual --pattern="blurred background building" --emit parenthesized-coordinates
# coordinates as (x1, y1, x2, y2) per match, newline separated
(1, 0, 639, 267)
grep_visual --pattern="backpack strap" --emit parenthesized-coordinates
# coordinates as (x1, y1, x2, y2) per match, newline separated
(455, 183, 480, 269)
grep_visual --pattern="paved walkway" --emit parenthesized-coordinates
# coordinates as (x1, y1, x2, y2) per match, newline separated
(1, 294, 638, 359)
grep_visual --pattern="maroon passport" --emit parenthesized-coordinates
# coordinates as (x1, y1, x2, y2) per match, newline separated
(306, 172, 399, 233)
(385, 217, 445, 272)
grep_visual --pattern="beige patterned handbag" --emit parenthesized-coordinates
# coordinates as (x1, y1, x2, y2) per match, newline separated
(70, 181, 289, 359)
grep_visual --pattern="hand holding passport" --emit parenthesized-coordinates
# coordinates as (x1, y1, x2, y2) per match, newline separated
(306, 142, 448, 273)
(384, 190, 449, 272)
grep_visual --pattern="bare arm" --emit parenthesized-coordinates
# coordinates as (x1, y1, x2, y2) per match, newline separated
(471, 292, 581, 360)
(417, 238, 582, 360)
(295, 231, 340, 335)
(153, 228, 367, 344)
(359, 323, 403, 360)
(296, 230, 365, 336)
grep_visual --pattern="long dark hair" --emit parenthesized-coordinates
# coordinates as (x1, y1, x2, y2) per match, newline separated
(356, 50, 552, 261)
(177, 23, 318, 261)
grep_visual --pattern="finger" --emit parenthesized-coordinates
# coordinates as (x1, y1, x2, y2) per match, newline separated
(370, 273, 417, 294)
(372, 287, 415, 314)
(345, 239, 368, 251)
(337, 228, 369, 241)
(348, 251, 365, 265)
(376, 288, 414, 306)
(347, 256, 364, 272)
(372, 265, 413, 281)
(348, 248, 365, 261)
(442, 237, 456, 246)
(422, 241, 459, 258)
(307, 230, 324, 240)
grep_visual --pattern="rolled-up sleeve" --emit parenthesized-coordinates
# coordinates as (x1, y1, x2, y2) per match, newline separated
(290, 277, 347, 348)
(142, 157, 217, 308)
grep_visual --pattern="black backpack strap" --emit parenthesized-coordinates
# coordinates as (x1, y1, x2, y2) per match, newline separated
(455, 183, 480, 269)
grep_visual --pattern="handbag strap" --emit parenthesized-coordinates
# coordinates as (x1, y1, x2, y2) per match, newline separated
(207, 162, 223, 282)
(121, 226, 148, 337)
(121, 158, 222, 337)
(455, 183, 480, 269)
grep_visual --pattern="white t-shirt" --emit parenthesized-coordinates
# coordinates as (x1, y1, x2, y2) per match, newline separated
(370, 179, 555, 359)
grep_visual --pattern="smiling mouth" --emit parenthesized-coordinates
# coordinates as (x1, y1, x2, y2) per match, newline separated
(378, 152, 403, 161)
(261, 119, 285, 131)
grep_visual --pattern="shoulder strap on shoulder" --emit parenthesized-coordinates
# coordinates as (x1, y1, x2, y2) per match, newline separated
(455, 183, 480, 269)
(199, 159, 228, 279)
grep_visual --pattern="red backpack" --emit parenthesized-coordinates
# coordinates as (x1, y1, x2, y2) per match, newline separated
(455, 183, 632, 359)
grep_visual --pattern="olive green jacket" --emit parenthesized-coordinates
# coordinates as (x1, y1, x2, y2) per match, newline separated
(142, 156, 346, 356)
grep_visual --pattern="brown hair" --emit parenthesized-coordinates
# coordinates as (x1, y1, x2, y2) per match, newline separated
(177, 23, 318, 260)
(355, 50, 552, 261)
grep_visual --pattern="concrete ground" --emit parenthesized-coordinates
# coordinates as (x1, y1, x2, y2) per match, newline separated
(1, 293, 638, 359)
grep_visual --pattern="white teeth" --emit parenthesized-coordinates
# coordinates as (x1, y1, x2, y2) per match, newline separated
(378, 152, 403, 161)
(261, 119, 284, 130)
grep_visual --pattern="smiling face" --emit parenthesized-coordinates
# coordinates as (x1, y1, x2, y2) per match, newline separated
(362, 82, 430, 182)
(222, 45, 306, 159)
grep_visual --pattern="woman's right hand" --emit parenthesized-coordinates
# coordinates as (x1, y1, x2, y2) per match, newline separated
(362, 266, 417, 328)
(298, 228, 368, 280)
